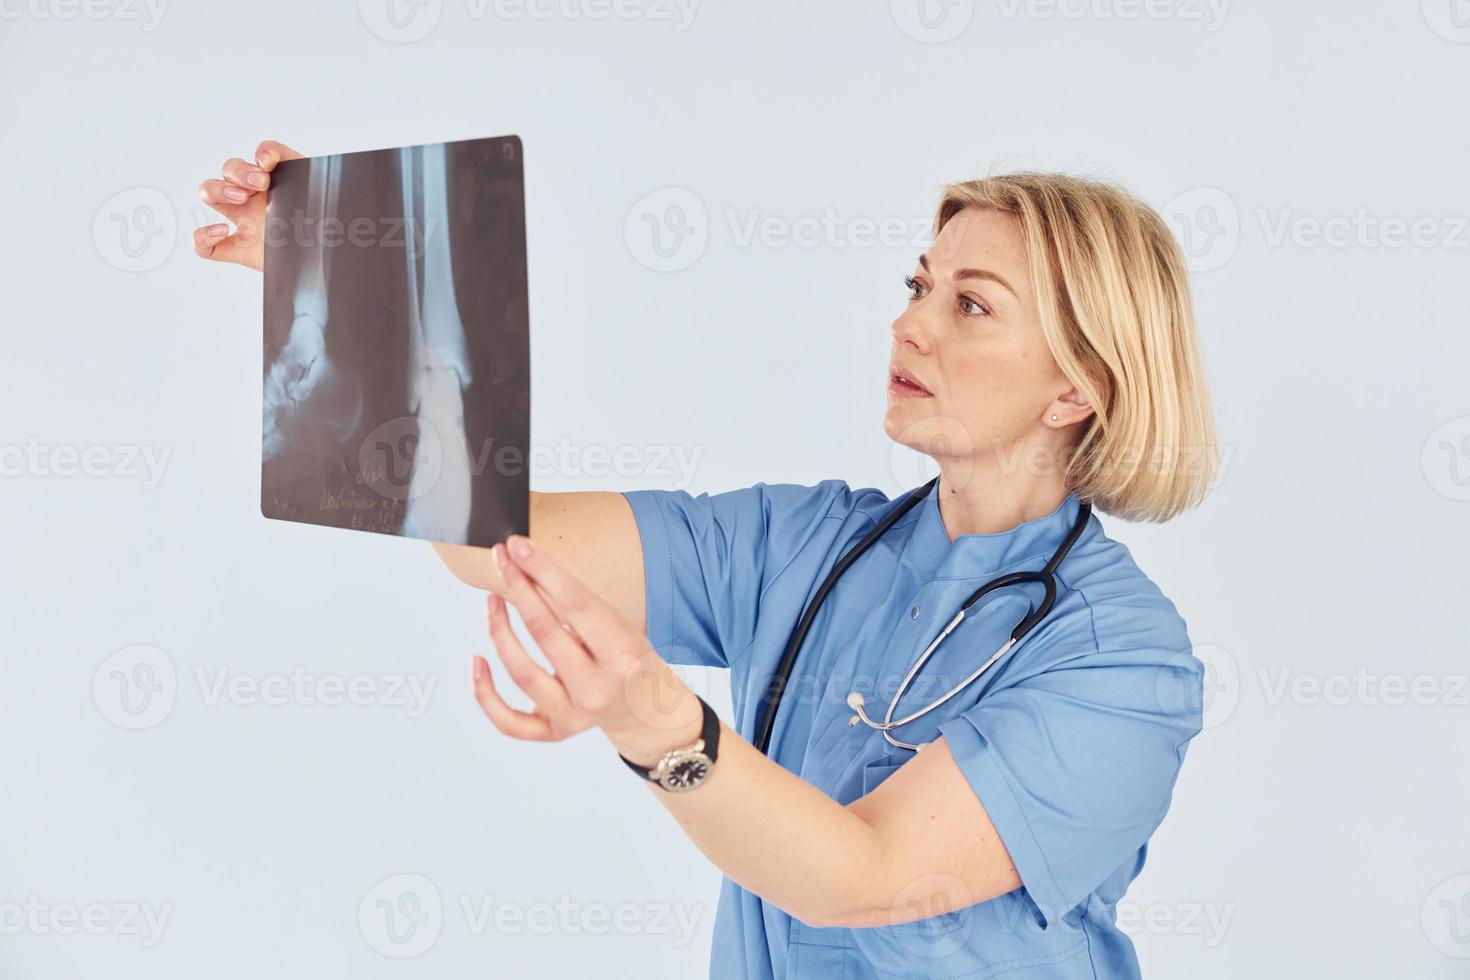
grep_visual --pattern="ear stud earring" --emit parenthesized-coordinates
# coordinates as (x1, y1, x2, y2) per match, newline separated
(1050, 414, 1059, 421)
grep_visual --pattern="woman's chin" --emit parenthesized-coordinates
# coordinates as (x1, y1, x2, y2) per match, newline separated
(883, 397, 928, 431)
(884, 409, 980, 464)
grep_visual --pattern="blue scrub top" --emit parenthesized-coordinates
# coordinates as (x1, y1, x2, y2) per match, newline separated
(621, 479, 1204, 980)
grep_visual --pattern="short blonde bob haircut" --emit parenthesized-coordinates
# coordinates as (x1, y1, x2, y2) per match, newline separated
(935, 173, 1219, 523)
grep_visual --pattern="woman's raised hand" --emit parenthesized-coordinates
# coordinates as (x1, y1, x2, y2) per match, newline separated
(193, 139, 302, 272)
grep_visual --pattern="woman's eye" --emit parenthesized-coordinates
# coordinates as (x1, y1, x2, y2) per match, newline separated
(903, 276, 988, 316)
(960, 295, 991, 317)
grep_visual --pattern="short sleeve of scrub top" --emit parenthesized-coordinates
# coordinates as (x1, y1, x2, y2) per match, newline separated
(621, 479, 861, 669)
(933, 630, 1204, 928)
(619, 479, 1206, 980)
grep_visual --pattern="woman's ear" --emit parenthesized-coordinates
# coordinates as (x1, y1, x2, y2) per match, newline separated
(1045, 387, 1094, 427)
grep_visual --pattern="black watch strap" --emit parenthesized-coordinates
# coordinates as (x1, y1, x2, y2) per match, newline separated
(618, 695, 720, 782)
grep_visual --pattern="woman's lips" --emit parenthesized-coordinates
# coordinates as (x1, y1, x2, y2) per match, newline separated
(888, 367, 933, 398)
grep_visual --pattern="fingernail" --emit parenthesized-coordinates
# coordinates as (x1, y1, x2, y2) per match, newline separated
(472, 657, 487, 682)
(223, 186, 248, 203)
(205, 224, 227, 237)
(245, 170, 268, 189)
(257, 151, 273, 168)
(508, 537, 532, 561)
(486, 593, 502, 614)
(492, 544, 507, 568)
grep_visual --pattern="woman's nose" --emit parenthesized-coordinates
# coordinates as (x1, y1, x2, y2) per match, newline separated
(891, 308, 933, 353)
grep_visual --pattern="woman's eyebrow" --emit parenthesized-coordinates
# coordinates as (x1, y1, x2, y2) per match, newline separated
(917, 253, 1019, 300)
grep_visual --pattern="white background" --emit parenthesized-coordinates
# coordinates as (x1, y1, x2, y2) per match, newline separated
(2, 1, 1468, 977)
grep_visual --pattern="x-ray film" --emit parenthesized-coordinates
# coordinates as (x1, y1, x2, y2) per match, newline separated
(261, 135, 529, 547)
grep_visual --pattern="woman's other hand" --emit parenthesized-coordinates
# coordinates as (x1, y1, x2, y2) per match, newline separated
(471, 536, 702, 762)
(193, 139, 303, 272)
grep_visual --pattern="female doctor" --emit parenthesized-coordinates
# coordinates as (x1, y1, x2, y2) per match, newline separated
(196, 143, 1217, 979)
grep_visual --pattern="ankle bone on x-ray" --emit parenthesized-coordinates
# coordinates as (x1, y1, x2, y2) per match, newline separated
(399, 142, 474, 544)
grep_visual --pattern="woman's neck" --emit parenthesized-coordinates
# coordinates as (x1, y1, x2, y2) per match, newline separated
(932, 462, 1070, 540)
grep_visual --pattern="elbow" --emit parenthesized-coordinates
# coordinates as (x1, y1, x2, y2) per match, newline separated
(785, 869, 896, 930)
(792, 896, 895, 930)
(797, 906, 889, 930)
(789, 905, 842, 931)
(788, 813, 904, 929)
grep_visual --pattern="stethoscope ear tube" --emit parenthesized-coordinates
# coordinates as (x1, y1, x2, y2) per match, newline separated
(1011, 574, 1056, 641)
(751, 477, 939, 756)
(752, 483, 1091, 757)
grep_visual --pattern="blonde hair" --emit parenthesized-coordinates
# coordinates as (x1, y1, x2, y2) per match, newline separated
(935, 173, 1219, 523)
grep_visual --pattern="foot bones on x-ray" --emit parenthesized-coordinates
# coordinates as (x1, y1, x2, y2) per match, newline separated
(262, 154, 363, 457)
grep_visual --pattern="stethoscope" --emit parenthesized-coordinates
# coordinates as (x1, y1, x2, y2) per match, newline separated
(751, 477, 1092, 755)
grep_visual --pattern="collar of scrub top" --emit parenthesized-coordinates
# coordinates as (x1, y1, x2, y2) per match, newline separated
(904, 481, 1088, 576)
(848, 483, 1093, 751)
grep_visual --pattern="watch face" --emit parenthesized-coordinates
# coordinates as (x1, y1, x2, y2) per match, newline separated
(657, 751, 711, 792)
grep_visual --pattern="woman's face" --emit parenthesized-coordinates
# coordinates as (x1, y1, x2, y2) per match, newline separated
(885, 207, 1089, 478)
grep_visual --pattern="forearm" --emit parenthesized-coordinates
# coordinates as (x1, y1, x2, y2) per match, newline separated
(606, 698, 891, 928)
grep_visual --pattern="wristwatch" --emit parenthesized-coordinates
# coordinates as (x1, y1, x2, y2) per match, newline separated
(618, 695, 720, 792)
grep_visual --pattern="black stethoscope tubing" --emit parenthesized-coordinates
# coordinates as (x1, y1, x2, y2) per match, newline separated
(751, 477, 1092, 756)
